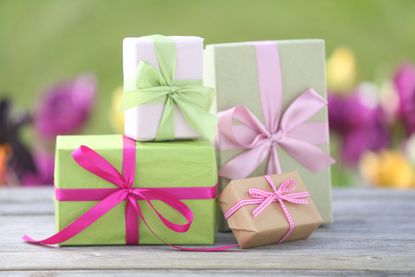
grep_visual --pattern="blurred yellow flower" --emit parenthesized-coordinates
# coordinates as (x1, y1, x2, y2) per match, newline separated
(110, 87, 124, 133)
(327, 47, 357, 93)
(360, 150, 415, 189)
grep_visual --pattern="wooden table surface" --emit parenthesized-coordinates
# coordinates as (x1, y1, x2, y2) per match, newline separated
(0, 187, 414, 276)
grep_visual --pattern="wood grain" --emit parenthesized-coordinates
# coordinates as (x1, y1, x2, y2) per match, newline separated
(0, 187, 414, 276)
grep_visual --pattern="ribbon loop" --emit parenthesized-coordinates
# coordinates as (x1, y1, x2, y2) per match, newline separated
(135, 61, 166, 89)
(279, 89, 328, 133)
(132, 188, 193, 233)
(72, 145, 126, 188)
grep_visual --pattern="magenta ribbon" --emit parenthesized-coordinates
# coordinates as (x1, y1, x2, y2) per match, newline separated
(217, 42, 335, 179)
(224, 175, 310, 243)
(23, 136, 217, 246)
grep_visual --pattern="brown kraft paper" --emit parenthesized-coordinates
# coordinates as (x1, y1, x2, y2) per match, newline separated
(219, 171, 323, 249)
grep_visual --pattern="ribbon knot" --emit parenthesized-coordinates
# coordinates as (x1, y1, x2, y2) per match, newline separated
(269, 131, 284, 144)
(224, 175, 310, 243)
(249, 188, 280, 218)
(168, 86, 178, 97)
(125, 187, 134, 195)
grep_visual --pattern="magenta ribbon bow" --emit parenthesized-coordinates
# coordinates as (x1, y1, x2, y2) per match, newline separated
(217, 42, 335, 179)
(224, 175, 310, 243)
(23, 136, 217, 246)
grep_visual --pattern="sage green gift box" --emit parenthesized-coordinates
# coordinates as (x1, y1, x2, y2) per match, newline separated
(204, 40, 333, 227)
(54, 135, 217, 245)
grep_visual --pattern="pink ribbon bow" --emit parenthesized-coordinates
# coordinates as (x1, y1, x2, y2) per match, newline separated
(23, 136, 217, 246)
(217, 42, 335, 179)
(224, 175, 310, 243)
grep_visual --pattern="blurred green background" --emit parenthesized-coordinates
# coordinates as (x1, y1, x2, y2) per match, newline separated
(1, 0, 415, 135)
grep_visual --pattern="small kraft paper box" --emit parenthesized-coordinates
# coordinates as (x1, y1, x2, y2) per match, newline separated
(54, 135, 217, 246)
(204, 40, 334, 228)
(219, 172, 323, 249)
(122, 35, 216, 142)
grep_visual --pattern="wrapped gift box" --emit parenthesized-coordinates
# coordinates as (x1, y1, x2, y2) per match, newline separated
(204, 40, 333, 227)
(219, 172, 322, 249)
(54, 135, 217, 245)
(123, 35, 215, 141)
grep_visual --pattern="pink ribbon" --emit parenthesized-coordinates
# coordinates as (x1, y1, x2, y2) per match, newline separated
(224, 175, 310, 243)
(217, 42, 335, 179)
(23, 136, 217, 246)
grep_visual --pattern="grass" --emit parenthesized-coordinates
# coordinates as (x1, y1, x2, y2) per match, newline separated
(0, 0, 414, 185)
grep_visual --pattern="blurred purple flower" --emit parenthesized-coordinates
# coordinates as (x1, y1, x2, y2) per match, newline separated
(340, 108, 390, 165)
(329, 90, 390, 165)
(328, 93, 374, 135)
(393, 63, 415, 135)
(35, 74, 97, 138)
(20, 151, 54, 186)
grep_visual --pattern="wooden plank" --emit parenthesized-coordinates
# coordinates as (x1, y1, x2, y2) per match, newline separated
(0, 269, 409, 276)
(0, 187, 53, 216)
(2, 216, 414, 251)
(0, 250, 413, 272)
(2, 187, 415, 204)
(0, 188, 414, 275)
(1, 187, 414, 216)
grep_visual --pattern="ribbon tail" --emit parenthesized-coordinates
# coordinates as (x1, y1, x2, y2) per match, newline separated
(266, 145, 282, 175)
(276, 200, 295, 243)
(135, 188, 238, 252)
(174, 94, 217, 141)
(278, 137, 335, 172)
(129, 194, 238, 252)
(219, 142, 270, 179)
(125, 198, 139, 245)
(23, 190, 126, 245)
(131, 191, 232, 252)
(155, 96, 176, 141)
(131, 188, 239, 251)
(137, 189, 193, 232)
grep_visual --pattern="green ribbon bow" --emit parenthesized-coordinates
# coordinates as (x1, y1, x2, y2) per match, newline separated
(120, 35, 217, 141)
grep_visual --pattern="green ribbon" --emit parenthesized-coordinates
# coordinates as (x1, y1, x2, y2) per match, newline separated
(120, 35, 217, 141)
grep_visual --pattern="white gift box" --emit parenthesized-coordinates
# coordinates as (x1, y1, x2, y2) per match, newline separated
(123, 36, 204, 141)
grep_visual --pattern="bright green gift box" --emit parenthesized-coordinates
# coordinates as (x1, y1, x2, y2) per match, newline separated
(54, 135, 217, 246)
